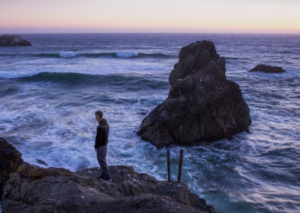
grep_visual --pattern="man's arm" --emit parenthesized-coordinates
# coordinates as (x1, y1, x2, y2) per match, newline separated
(95, 127, 102, 149)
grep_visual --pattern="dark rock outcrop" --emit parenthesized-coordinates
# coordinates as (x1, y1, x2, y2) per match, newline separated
(1, 139, 215, 213)
(137, 40, 251, 148)
(249, 64, 286, 73)
(0, 34, 32, 46)
(0, 138, 23, 198)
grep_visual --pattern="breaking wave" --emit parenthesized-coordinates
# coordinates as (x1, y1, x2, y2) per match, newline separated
(11, 72, 169, 90)
(34, 52, 175, 59)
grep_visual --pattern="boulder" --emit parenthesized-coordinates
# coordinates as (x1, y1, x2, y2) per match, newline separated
(0, 138, 23, 198)
(1, 139, 215, 213)
(137, 40, 251, 148)
(0, 34, 32, 46)
(249, 64, 286, 73)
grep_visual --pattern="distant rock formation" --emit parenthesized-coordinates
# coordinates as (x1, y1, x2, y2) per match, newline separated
(0, 34, 32, 46)
(137, 40, 251, 148)
(0, 138, 215, 213)
(249, 64, 286, 73)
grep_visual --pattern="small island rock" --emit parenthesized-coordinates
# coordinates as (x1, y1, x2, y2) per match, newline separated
(249, 64, 286, 73)
(0, 34, 32, 46)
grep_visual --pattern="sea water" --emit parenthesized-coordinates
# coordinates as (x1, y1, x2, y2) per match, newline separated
(0, 34, 299, 213)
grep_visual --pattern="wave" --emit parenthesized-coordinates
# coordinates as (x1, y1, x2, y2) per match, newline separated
(13, 72, 169, 90)
(225, 57, 240, 60)
(279, 50, 294, 54)
(0, 52, 176, 59)
(32, 52, 176, 59)
(225, 56, 250, 61)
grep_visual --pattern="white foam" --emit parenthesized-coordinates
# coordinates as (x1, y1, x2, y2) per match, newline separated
(0, 72, 39, 79)
(116, 52, 139, 58)
(59, 52, 78, 58)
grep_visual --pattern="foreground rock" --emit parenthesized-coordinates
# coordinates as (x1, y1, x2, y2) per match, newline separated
(249, 64, 286, 73)
(0, 34, 32, 46)
(0, 138, 23, 198)
(138, 40, 251, 148)
(1, 138, 215, 213)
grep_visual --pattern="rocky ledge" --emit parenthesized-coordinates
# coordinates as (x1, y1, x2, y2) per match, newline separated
(0, 34, 32, 46)
(137, 40, 251, 148)
(0, 138, 215, 213)
(249, 64, 286, 73)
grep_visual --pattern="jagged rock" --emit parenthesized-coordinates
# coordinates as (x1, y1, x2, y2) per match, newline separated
(0, 138, 23, 198)
(249, 64, 286, 73)
(1, 139, 215, 213)
(0, 34, 32, 46)
(137, 40, 251, 148)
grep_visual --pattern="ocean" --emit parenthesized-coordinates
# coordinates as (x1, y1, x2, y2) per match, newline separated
(0, 33, 299, 213)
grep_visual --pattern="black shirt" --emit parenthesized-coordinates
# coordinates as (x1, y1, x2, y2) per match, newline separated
(94, 119, 109, 148)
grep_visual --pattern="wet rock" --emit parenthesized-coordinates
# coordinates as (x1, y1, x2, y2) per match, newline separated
(36, 159, 48, 166)
(249, 64, 286, 73)
(137, 40, 251, 148)
(0, 34, 32, 46)
(0, 138, 23, 198)
(1, 139, 215, 213)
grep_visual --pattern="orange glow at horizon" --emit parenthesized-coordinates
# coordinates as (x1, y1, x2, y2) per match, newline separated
(0, 0, 300, 34)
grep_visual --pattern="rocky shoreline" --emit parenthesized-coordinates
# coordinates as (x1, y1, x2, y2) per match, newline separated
(0, 138, 215, 213)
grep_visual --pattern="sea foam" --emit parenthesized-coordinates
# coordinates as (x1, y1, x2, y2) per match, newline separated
(59, 52, 78, 58)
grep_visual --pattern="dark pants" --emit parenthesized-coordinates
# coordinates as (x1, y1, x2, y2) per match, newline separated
(96, 145, 111, 179)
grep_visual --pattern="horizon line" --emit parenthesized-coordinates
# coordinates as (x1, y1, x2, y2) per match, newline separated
(1, 32, 300, 35)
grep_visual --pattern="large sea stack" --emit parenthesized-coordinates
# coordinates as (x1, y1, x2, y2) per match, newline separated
(137, 40, 251, 148)
(0, 34, 32, 46)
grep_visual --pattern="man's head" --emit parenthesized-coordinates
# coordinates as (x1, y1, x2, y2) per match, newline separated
(95, 111, 103, 122)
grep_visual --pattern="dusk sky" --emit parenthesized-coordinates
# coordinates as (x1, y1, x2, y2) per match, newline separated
(0, 0, 300, 34)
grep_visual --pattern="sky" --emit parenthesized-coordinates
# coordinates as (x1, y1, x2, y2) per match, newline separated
(0, 0, 300, 34)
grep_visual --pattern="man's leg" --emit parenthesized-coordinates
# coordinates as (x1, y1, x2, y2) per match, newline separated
(96, 146, 112, 180)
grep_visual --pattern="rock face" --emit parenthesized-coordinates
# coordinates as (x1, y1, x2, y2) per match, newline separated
(249, 64, 286, 73)
(0, 34, 32, 46)
(1, 139, 215, 213)
(0, 138, 23, 198)
(137, 40, 251, 148)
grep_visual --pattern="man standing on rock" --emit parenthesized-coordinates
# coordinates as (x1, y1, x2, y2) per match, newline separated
(95, 111, 112, 182)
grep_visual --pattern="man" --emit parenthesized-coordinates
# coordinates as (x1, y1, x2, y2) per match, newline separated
(95, 111, 112, 182)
